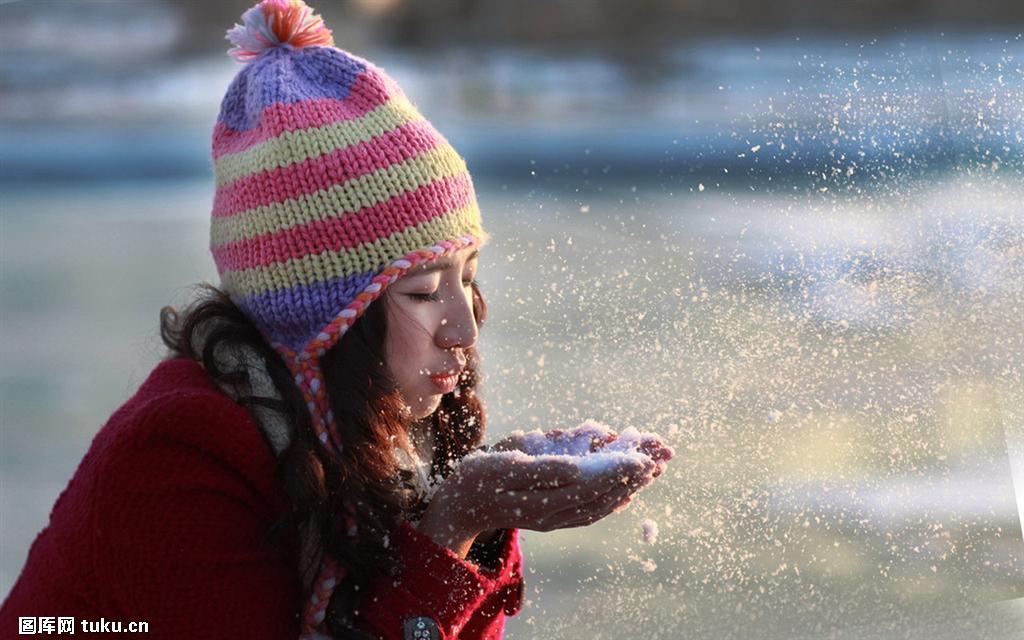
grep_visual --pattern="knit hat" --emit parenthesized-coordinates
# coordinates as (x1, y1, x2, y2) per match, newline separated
(211, 1, 488, 635)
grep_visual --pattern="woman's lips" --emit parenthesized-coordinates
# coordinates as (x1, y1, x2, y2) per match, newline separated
(428, 372, 460, 393)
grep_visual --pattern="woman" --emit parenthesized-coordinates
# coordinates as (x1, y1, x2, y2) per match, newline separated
(0, 2, 670, 638)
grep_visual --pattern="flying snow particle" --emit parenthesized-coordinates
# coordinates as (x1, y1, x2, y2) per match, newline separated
(641, 519, 659, 544)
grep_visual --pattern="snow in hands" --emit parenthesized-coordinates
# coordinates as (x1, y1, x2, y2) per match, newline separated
(465, 420, 674, 481)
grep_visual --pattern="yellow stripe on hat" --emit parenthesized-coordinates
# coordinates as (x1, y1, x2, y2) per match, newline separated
(210, 144, 469, 248)
(220, 203, 484, 298)
(214, 95, 425, 187)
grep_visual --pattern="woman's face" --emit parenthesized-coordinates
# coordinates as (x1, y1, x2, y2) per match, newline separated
(384, 246, 480, 420)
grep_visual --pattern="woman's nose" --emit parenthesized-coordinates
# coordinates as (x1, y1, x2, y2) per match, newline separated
(436, 290, 478, 350)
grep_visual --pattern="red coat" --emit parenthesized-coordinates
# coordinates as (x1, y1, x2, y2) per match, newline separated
(1, 358, 524, 639)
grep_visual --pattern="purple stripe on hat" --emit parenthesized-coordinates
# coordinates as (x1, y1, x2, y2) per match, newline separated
(217, 46, 367, 133)
(238, 269, 377, 351)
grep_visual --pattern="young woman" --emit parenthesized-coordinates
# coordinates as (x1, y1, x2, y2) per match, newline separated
(0, 2, 671, 638)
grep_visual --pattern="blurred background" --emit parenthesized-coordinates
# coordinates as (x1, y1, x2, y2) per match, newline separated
(2, 1, 1022, 638)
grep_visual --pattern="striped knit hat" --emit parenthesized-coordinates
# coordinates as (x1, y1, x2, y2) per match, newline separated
(212, 1, 487, 635)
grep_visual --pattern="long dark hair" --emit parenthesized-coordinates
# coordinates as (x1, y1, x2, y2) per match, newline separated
(159, 280, 488, 636)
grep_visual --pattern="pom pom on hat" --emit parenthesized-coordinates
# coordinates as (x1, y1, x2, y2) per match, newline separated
(226, 0, 334, 62)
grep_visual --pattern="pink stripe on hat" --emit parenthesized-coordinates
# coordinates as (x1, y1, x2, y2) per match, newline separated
(212, 173, 474, 271)
(212, 120, 444, 218)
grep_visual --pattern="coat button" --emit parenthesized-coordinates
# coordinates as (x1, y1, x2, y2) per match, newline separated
(403, 616, 440, 640)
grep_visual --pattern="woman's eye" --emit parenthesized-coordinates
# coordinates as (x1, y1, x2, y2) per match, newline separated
(409, 291, 440, 302)
(408, 280, 475, 302)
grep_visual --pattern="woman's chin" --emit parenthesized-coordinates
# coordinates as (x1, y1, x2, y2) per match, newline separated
(405, 395, 442, 420)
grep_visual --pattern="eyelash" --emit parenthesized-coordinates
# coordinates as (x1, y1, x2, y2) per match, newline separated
(408, 279, 477, 302)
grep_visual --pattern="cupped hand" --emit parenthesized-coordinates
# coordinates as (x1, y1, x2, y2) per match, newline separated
(416, 452, 656, 558)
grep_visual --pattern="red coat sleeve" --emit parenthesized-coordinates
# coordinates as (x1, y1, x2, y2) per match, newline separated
(90, 390, 302, 639)
(353, 523, 524, 639)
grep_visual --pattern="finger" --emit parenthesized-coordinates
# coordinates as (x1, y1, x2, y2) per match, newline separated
(493, 457, 580, 491)
(491, 434, 526, 452)
(637, 435, 674, 457)
(558, 495, 633, 529)
(539, 484, 634, 530)
(487, 457, 642, 522)
(492, 466, 644, 531)
(634, 453, 667, 478)
(577, 484, 633, 518)
(559, 459, 652, 504)
(489, 481, 596, 528)
(588, 431, 619, 453)
(568, 479, 632, 515)
(500, 474, 607, 517)
(592, 457, 656, 489)
(653, 456, 671, 477)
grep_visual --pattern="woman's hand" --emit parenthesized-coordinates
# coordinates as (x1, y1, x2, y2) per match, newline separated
(417, 453, 656, 558)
